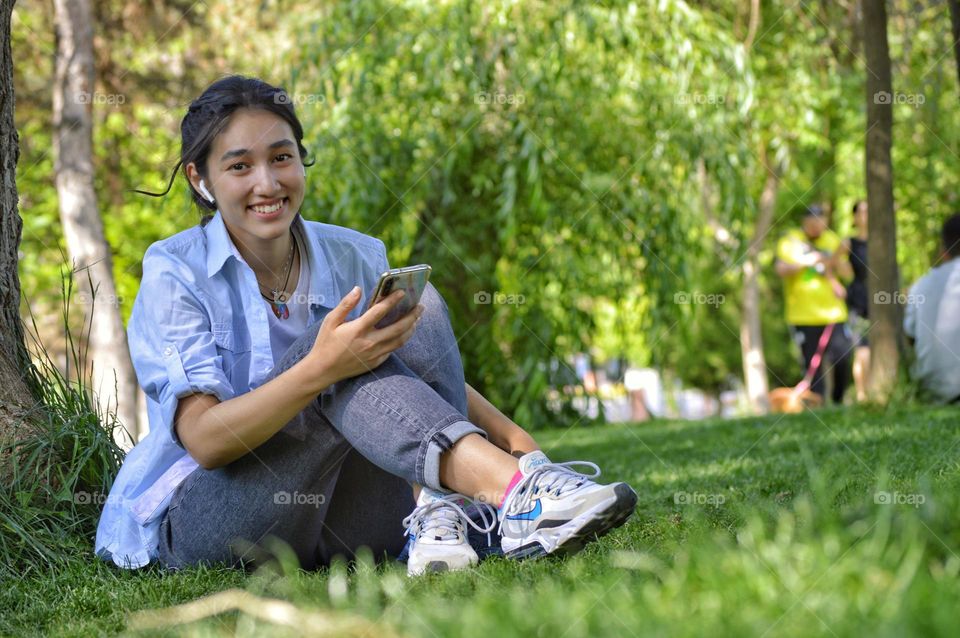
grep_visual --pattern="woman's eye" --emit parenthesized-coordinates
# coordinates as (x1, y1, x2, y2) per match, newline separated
(274, 153, 292, 162)
(229, 163, 247, 171)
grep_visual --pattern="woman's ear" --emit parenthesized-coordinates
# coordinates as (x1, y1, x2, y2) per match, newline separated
(185, 162, 200, 191)
(185, 162, 213, 203)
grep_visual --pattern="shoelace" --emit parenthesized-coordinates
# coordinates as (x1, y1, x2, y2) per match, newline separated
(497, 461, 601, 536)
(403, 494, 498, 544)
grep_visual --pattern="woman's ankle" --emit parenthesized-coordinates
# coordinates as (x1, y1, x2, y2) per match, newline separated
(438, 433, 519, 503)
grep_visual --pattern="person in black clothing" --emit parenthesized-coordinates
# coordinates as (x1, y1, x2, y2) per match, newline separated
(839, 200, 870, 402)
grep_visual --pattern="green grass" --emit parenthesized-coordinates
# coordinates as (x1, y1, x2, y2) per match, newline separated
(3, 404, 959, 637)
(1, 271, 125, 580)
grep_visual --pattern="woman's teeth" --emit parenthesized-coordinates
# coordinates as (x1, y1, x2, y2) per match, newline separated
(250, 200, 284, 214)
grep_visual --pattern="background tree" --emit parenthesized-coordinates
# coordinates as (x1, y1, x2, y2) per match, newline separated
(285, 0, 757, 424)
(2, 0, 44, 459)
(737, 0, 777, 415)
(739, 146, 780, 414)
(52, 0, 138, 446)
(863, 0, 901, 403)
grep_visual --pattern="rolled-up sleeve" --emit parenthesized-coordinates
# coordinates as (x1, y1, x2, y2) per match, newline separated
(128, 248, 235, 448)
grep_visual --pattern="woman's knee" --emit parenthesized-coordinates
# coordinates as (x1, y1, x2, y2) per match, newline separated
(419, 282, 450, 323)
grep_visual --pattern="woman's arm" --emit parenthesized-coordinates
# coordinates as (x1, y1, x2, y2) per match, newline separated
(179, 287, 419, 469)
(177, 359, 324, 469)
(465, 383, 539, 457)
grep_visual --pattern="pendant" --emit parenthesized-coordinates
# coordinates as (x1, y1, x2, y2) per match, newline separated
(269, 290, 290, 320)
(270, 300, 290, 320)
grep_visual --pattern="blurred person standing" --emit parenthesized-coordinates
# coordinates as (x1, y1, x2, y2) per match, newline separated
(774, 205, 854, 405)
(838, 200, 871, 402)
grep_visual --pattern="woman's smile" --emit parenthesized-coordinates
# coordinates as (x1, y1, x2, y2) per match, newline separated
(249, 197, 288, 220)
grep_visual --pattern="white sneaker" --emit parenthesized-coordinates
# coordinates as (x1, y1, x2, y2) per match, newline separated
(498, 451, 637, 559)
(403, 487, 496, 576)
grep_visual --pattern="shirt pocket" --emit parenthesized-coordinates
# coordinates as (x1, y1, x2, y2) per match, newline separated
(211, 322, 250, 351)
(212, 322, 252, 389)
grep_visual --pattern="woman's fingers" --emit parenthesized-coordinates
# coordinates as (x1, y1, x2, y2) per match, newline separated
(369, 304, 422, 341)
(322, 286, 362, 332)
(358, 289, 407, 330)
(377, 311, 421, 354)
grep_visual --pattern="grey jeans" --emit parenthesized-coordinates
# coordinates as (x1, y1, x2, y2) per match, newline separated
(157, 283, 485, 571)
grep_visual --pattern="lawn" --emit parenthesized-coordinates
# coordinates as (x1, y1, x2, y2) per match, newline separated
(4, 404, 959, 637)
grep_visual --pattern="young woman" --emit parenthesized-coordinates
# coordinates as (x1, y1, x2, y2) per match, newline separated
(95, 76, 637, 576)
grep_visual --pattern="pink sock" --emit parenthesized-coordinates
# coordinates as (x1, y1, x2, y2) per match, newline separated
(498, 470, 524, 509)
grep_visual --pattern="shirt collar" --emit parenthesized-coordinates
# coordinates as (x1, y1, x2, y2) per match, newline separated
(204, 210, 338, 310)
(204, 210, 237, 279)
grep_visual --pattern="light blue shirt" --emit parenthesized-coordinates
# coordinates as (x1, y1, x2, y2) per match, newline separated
(94, 210, 388, 568)
(903, 259, 960, 402)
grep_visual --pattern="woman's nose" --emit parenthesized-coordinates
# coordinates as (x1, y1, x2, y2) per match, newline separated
(252, 165, 281, 195)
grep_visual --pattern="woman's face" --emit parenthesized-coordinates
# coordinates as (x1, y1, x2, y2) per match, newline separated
(190, 108, 306, 245)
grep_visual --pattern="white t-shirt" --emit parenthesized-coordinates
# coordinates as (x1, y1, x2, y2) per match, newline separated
(903, 259, 960, 402)
(265, 226, 312, 366)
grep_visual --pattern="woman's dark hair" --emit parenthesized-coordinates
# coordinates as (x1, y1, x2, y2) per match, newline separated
(851, 199, 866, 214)
(134, 75, 312, 225)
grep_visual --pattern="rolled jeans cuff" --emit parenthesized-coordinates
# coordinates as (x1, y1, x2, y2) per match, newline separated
(419, 418, 487, 491)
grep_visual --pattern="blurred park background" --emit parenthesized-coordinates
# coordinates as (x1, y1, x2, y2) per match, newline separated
(10, 0, 960, 445)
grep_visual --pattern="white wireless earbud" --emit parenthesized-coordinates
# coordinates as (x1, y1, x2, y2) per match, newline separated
(302, 165, 307, 177)
(198, 179, 215, 203)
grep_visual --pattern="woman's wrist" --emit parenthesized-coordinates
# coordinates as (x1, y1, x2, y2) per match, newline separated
(294, 354, 338, 395)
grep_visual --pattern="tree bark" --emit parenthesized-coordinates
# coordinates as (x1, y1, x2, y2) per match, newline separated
(949, 0, 960, 91)
(863, 0, 901, 403)
(53, 0, 139, 447)
(1, 0, 47, 460)
(739, 147, 779, 415)
(736, 0, 772, 415)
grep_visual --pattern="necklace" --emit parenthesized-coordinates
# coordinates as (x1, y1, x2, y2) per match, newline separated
(255, 232, 297, 320)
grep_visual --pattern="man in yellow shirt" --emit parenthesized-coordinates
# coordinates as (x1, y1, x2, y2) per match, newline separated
(775, 206, 853, 404)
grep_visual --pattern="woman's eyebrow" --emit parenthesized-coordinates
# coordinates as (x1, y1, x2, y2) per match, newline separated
(219, 139, 295, 162)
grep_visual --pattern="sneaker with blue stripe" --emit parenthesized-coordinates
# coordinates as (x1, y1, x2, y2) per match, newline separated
(498, 451, 637, 559)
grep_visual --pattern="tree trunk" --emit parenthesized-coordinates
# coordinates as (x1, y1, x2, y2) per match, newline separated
(53, 0, 139, 447)
(949, 0, 960, 91)
(739, 147, 779, 415)
(1, 0, 47, 460)
(863, 0, 900, 403)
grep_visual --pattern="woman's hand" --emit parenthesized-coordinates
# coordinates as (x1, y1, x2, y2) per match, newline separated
(306, 286, 423, 389)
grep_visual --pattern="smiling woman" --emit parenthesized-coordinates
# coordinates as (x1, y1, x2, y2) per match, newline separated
(103, 76, 636, 576)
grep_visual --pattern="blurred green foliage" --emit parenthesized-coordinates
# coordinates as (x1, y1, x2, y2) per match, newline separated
(11, 0, 960, 425)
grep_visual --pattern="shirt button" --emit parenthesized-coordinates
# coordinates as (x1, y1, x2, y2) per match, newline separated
(163, 346, 173, 357)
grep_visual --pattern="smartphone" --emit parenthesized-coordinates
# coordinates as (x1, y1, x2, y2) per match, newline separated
(364, 264, 432, 328)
